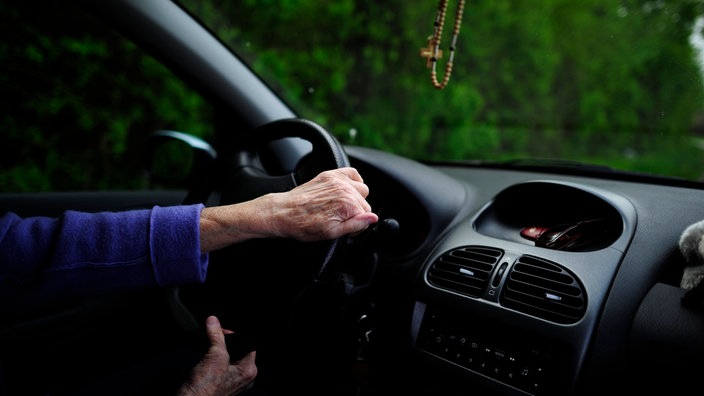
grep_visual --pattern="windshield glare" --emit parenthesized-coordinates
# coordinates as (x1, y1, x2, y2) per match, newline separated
(192, 1, 704, 182)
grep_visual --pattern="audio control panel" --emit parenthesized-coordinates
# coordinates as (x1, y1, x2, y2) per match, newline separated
(415, 305, 572, 395)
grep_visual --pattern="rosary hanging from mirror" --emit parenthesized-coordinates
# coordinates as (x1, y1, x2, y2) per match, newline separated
(419, 0, 465, 89)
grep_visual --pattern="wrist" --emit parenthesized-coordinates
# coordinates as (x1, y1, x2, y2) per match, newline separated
(199, 196, 282, 253)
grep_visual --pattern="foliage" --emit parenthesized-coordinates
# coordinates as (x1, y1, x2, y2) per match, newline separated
(184, 0, 704, 179)
(1, 0, 704, 191)
(0, 2, 211, 191)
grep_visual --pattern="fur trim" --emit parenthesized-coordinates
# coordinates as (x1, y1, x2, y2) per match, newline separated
(679, 219, 704, 289)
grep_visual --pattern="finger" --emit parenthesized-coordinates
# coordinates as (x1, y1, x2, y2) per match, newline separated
(340, 212, 379, 235)
(350, 179, 370, 198)
(236, 350, 257, 366)
(349, 183, 373, 212)
(205, 315, 226, 349)
(353, 195, 373, 214)
(337, 167, 364, 183)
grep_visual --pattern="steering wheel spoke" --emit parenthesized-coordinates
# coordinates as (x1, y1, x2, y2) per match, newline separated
(226, 167, 298, 203)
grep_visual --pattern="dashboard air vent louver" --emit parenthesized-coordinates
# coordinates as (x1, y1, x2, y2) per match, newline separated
(500, 255, 586, 324)
(427, 246, 503, 298)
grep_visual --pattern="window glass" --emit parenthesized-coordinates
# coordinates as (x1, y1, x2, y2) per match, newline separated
(179, 0, 704, 183)
(0, 1, 211, 192)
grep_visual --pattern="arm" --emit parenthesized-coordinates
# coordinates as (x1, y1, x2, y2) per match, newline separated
(0, 167, 378, 312)
(0, 204, 207, 312)
(199, 167, 378, 252)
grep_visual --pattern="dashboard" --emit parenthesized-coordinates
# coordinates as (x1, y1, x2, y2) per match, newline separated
(346, 145, 704, 395)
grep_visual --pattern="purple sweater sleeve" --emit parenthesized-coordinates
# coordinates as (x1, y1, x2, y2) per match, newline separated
(0, 205, 208, 312)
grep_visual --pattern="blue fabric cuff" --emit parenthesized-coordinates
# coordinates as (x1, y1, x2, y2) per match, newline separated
(150, 204, 208, 286)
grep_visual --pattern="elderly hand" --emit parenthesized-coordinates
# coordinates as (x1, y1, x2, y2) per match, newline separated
(262, 166, 378, 241)
(200, 167, 378, 253)
(178, 316, 257, 396)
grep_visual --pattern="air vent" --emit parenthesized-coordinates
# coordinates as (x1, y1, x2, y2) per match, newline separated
(427, 246, 503, 298)
(500, 255, 586, 324)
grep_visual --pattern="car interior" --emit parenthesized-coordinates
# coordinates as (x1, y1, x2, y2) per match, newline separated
(2, 1, 704, 395)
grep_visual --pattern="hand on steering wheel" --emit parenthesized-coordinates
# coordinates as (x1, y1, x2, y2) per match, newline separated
(169, 118, 361, 334)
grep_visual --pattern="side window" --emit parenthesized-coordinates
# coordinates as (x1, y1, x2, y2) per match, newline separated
(0, 1, 212, 193)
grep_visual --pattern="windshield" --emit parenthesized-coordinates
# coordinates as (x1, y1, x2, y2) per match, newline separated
(178, 0, 704, 183)
(177, 0, 704, 180)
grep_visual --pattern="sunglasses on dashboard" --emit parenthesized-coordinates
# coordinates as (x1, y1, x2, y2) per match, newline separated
(520, 218, 611, 251)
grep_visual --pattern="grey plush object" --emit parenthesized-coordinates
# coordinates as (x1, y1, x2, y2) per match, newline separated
(679, 219, 704, 289)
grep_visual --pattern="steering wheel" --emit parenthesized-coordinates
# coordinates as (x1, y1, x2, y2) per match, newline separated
(169, 117, 351, 335)
(168, 118, 373, 394)
(222, 117, 350, 203)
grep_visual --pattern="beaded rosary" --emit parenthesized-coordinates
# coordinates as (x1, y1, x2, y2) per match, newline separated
(419, 0, 465, 89)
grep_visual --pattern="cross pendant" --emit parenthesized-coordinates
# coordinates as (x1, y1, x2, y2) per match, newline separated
(419, 36, 443, 68)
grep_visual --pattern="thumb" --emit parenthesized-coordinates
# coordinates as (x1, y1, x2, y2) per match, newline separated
(205, 315, 226, 348)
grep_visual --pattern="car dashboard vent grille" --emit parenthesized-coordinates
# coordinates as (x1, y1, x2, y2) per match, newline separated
(500, 255, 586, 324)
(427, 246, 502, 298)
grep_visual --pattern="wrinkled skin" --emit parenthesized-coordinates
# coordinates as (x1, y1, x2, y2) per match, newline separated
(178, 316, 258, 396)
(199, 167, 379, 252)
